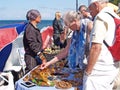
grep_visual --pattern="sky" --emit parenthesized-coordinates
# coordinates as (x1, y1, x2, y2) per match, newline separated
(0, 0, 88, 20)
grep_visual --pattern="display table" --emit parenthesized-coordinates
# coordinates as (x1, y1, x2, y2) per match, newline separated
(15, 79, 76, 90)
(15, 66, 83, 90)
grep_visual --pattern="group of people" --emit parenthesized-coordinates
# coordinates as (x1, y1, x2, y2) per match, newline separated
(23, 0, 120, 90)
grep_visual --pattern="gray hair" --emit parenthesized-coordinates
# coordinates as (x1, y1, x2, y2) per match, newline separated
(26, 9, 41, 21)
(62, 11, 81, 26)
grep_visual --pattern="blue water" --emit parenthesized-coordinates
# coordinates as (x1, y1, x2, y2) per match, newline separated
(0, 20, 53, 29)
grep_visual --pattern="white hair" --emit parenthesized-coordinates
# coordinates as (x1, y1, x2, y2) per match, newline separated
(62, 11, 81, 26)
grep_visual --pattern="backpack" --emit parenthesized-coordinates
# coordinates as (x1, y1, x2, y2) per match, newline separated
(103, 12, 120, 62)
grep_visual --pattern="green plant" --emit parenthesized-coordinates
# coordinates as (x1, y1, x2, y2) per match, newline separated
(109, 0, 120, 6)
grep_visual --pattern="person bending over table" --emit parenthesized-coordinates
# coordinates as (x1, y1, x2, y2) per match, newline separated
(40, 11, 92, 70)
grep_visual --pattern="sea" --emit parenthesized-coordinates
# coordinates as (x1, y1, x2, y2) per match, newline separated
(0, 20, 53, 48)
(0, 20, 53, 29)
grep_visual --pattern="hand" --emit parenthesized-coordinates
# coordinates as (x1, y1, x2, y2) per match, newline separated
(40, 62, 50, 69)
(84, 68, 92, 76)
(84, 70, 91, 76)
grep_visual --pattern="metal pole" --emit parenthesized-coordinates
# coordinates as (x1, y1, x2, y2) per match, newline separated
(76, 0, 78, 11)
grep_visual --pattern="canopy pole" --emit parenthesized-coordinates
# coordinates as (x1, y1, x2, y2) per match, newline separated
(76, 0, 78, 12)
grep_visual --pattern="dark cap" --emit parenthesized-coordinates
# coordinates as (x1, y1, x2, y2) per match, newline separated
(26, 9, 41, 21)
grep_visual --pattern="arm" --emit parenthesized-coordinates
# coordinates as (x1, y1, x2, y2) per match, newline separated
(26, 25, 43, 54)
(85, 18, 106, 75)
(46, 38, 71, 65)
(53, 19, 60, 34)
(58, 20, 64, 33)
(85, 43, 101, 75)
(86, 21, 93, 44)
(87, 21, 93, 32)
(40, 38, 71, 69)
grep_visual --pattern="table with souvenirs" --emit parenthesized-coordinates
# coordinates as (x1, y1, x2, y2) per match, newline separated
(15, 47, 83, 90)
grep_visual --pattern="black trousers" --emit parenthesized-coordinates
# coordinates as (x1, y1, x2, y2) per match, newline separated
(24, 54, 42, 74)
(53, 34, 67, 48)
(53, 34, 60, 46)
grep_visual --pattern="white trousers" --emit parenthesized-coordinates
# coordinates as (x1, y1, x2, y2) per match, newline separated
(83, 68, 119, 90)
(113, 62, 120, 89)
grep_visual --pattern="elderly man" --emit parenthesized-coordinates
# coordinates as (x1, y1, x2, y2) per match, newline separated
(83, 0, 119, 90)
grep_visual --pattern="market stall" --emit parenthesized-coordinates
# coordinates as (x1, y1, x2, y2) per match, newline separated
(15, 61, 83, 90)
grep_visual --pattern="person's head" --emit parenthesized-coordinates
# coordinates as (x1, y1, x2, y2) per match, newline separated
(26, 9, 41, 23)
(79, 5, 90, 18)
(62, 11, 81, 31)
(55, 12, 62, 20)
(79, 5, 87, 12)
(88, 0, 109, 18)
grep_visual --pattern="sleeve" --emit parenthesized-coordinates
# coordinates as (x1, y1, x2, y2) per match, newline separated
(58, 21, 64, 33)
(26, 27, 43, 55)
(91, 18, 107, 44)
(53, 20, 59, 34)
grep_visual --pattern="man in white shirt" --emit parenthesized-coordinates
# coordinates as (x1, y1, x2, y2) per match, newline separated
(83, 0, 119, 90)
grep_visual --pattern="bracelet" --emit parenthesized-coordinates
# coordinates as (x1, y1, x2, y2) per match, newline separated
(39, 53, 46, 61)
(84, 71, 91, 76)
(37, 51, 41, 56)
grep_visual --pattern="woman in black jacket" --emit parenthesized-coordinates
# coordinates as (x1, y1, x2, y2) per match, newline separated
(53, 12, 66, 48)
(23, 9, 46, 73)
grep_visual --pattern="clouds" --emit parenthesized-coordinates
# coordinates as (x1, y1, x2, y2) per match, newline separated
(0, 0, 88, 20)
(38, 6, 75, 20)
